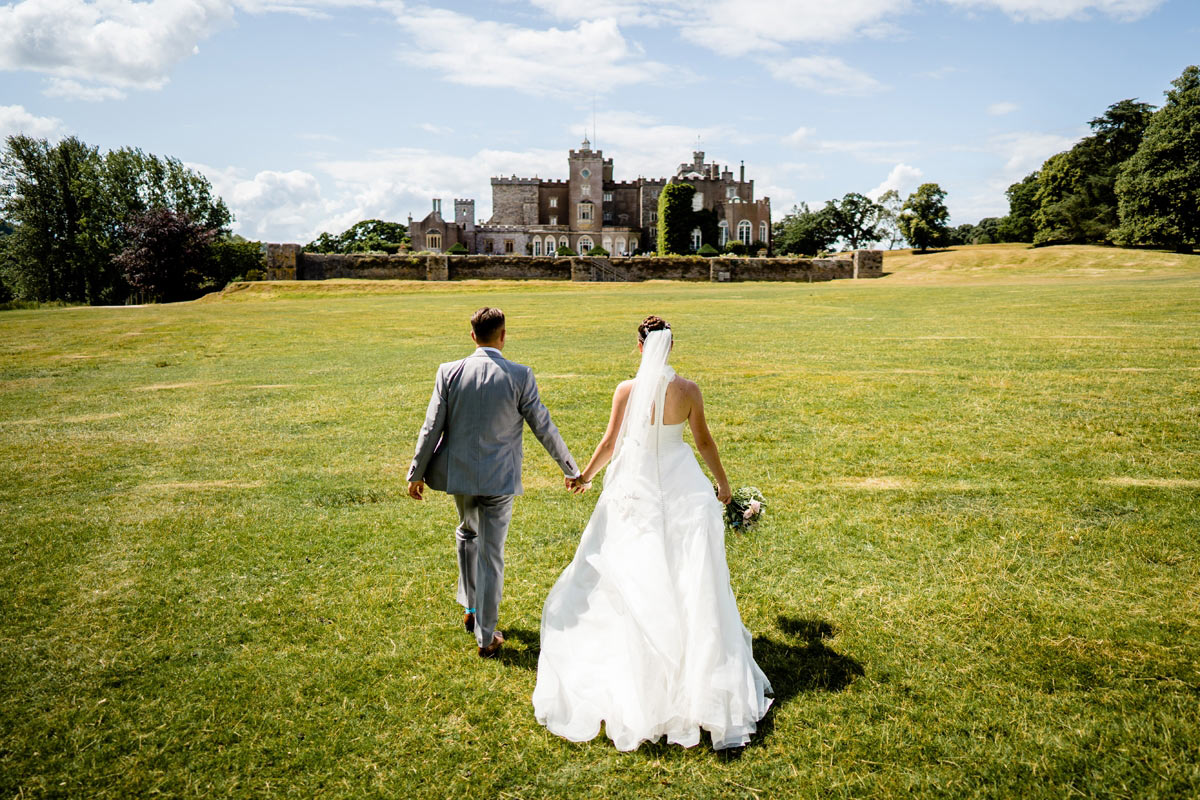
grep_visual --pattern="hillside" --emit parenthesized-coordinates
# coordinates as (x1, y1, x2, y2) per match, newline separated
(879, 243, 1200, 284)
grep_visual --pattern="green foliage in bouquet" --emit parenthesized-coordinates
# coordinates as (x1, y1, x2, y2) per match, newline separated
(721, 486, 766, 532)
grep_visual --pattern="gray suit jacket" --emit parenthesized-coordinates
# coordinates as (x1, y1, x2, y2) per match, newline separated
(407, 348, 578, 496)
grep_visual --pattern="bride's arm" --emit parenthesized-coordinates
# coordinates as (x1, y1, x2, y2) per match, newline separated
(686, 382, 732, 504)
(578, 380, 634, 485)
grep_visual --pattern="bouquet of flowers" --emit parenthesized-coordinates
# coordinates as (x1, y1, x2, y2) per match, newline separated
(721, 486, 766, 532)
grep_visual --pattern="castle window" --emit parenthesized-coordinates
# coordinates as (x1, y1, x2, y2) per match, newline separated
(549, 197, 558, 208)
(727, 186, 737, 199)
(691, 228, 701, 251)
(650, 210, 657, 223)
(533, 239, 542, 256)
(649, 226, 656, 240)
(504, 240, 514, 254)
(629, 237, 638, 252)
(581, 168, 591, 178)
(603, 192, 612, 202)
(549, 215, 558, 226)
(579, 236, 594, 252)
(760, 221, 769, 243)
(738, 220, 752, 245)
(719, 220, 729, 246)
(603, 237, 612, 252)
(604, 211, 612, 222)
(560, 236, 569, 251)
(616, 238, 626, 255)
(545, 235, 556, 254)
(581, 185, 591, 197)
(484, 239, 494, 254)
(579, 203, 593, 221)
(427, 231, 442, 251)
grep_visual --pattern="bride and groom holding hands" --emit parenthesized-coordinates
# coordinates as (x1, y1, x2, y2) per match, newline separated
(407, 307, 772, 751)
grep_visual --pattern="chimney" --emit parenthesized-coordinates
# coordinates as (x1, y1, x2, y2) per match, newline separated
(740, 161, 745, 183)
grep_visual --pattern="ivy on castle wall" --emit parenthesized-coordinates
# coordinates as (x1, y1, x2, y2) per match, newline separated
(657, 182, 695, 255)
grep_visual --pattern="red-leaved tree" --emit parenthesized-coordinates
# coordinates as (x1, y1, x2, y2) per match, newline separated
(114, 208, 215, 303)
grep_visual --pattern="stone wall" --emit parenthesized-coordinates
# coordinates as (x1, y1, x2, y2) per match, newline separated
(276, 247, 883, 283)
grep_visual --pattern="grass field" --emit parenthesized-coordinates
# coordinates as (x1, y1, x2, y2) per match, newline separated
(2, 244, 1199, 798)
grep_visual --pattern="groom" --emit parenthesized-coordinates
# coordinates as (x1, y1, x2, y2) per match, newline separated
(407, 307, 582, 658)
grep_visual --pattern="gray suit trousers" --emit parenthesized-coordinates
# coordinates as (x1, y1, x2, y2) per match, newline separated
(454, 494, 514, 648)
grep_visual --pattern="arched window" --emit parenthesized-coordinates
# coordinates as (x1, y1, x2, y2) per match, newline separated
(719, 220, 729, 246)
(559, 236, 569, 251)
(691, 228, 702, 251)
(629, 237, 638, 253)
(427, 231, 442, 251)
(760, 221, 769, 244)
(602, 237, 612, 252)
(737, 220, 752, 245)
(533, 239, 541, 256)
(615, 238, 626, 256)
(579, 236, 594, 252)
(546, 235, 557, 254)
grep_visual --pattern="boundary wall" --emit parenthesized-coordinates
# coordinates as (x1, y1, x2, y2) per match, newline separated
(266, 248, 884, 283)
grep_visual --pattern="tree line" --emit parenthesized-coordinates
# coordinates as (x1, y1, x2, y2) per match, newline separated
(992, 64, 1198, 253)
(0, 135, 263, 305)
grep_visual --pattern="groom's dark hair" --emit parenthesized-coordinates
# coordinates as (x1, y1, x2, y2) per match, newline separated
(471, 307, 506, 342)
(638, 315, 670, 343)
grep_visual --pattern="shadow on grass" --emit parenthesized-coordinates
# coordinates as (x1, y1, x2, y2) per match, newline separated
(640, 615, 864, 760)
(496, 627, 540, 670)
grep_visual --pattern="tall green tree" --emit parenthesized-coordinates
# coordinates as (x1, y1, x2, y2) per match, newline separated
(899, 183, 951, 253)
(1031, 99, 1155, 246)
(873, 189, 906, 250)
(1114, 65, 1200, 253)
(827, 192, 883, 250)
(115, 208, 216, 303)
(656, 182, 695, 255)
(997, 172, 1038, 242)
(771, 203, 838, 256)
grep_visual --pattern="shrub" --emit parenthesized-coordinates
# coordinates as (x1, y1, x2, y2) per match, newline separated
(447, 242, 468, 254)
(724, 240, 748, 256)
(243, 269, 264, 281)
(586, 246, 609, 256)
(556, 245, 577, 256)
(698, 244, 720, 257)
(206, 237, 264, 288)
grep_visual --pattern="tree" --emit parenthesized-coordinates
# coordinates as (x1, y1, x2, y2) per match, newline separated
(306, 219, 408, 254)
(827, 192, 882, 250)
(1114, 65, 1200, 253)
(0, 134, 231, 303)
(873, 189, 906, 249)
(1031, 98, 1155, 246)
(656, 182, 695, 255)
(997, 172, 1038, 242)
(114, 209, 215, 303)
(771, 203, 838, 256)
(899, 183, 951, 253)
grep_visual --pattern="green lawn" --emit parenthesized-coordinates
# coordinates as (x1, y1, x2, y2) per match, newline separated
(2, 245, 1199, 798)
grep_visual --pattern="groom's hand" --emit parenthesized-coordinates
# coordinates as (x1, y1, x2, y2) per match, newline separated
(407, 480, 426, 500)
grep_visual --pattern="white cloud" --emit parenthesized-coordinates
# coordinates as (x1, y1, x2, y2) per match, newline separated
(987, 101, 1019, 116)
(566, 113, 741, 179)
(527, 0, 679, 26)
(942, 0, 1164, 22)
(419, 123, 454, 136)
(867, 163, 923, 200)
(783, 127, 816, 146)
(987, 131, 1080, 179)
(0, 0, 235, 91)
(766, 56, 884, 95)
(0, 104, 65, 139)
(193, 163, 331, 240)
(43, 78, 126, 102)
(680, 0, 911, 56)
(392, 10, 670, 97)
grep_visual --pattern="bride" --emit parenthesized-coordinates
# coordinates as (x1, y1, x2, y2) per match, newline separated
(533, 315, 773, 751)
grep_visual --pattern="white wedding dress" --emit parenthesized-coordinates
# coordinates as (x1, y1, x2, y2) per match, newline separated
(533, 330, 773, 751)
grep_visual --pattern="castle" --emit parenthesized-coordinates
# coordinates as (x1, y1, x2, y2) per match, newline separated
(408, 138, 772, 256)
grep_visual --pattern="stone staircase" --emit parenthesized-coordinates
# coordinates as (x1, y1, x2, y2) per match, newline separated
(582, 257, 629, 282)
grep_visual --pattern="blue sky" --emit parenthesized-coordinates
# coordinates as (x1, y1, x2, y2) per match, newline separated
(1, 0, 1197, 243)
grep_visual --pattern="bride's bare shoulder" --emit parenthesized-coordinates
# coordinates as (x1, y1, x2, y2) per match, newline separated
(614, 378, 636, 398)
(670, 374, 701, 397)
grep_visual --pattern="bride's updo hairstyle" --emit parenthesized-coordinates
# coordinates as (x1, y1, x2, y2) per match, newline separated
(638, 315, 671, 343)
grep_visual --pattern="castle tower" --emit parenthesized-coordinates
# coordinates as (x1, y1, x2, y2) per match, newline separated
(568, 136, 604, 240)
(455, 199, 475, 231)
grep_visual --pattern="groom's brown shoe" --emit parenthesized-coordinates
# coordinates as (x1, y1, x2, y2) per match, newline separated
(478, 632, 504, 659)
(464, 611, 475, 633)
